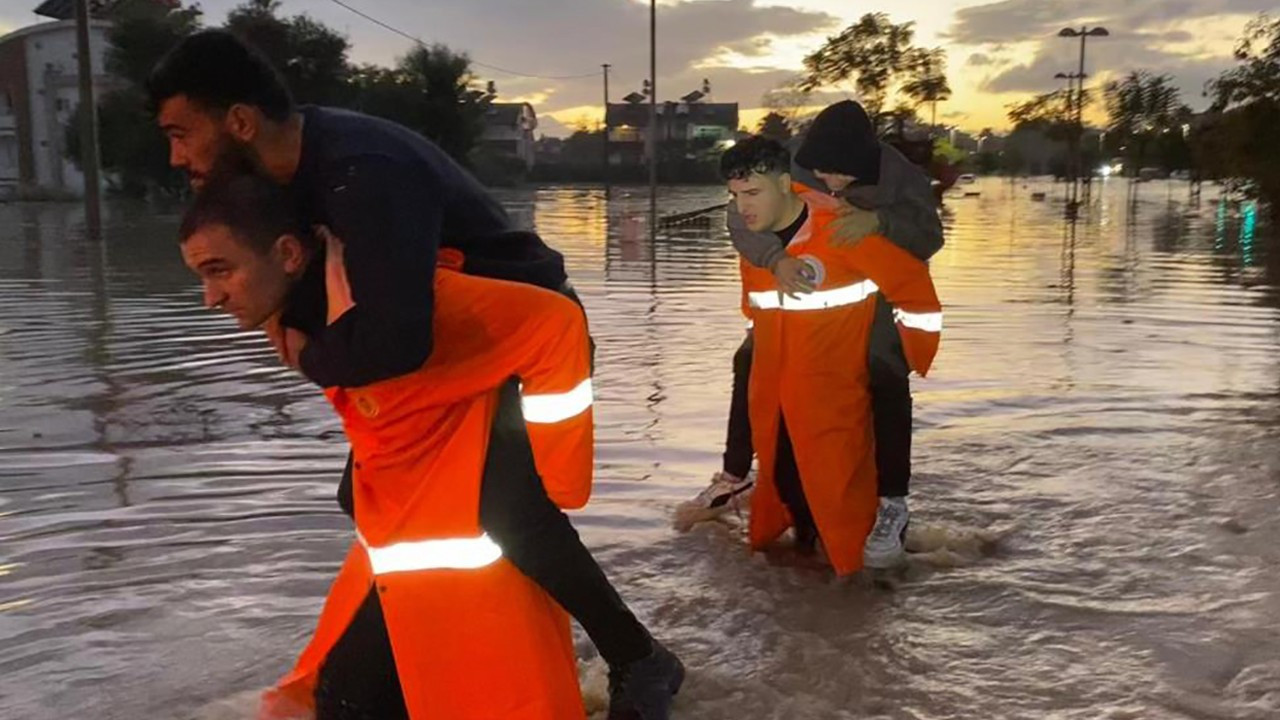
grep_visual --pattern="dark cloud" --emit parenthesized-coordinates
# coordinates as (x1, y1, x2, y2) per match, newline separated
(185, 0, 839, 130)
(259, 0, 837, 77)
(7, 0, 1251, 133)
(967, 52, 1013, 69)
(1142, 30, 1195, 43)
(950, 0, 1264, 112)
(947, 0, 1274, 45)
(945, 0, 1091, 45)
(979, 34, 1236, 110)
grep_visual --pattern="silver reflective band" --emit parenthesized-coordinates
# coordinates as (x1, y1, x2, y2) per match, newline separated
(361, 532, 504, 574)
(522, 378, 593, 423)
(893, 308, 943, 333)
(748, 280, 879, 311)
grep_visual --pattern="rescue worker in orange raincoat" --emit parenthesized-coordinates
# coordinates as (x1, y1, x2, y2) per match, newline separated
(151, 31, 682, 720)
(721, 137, 942, 576)
(177, 173, 628, 719)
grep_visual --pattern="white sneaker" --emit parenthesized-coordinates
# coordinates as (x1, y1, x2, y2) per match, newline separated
(672, 471, 755, 531)
(863, 496, 909, 569)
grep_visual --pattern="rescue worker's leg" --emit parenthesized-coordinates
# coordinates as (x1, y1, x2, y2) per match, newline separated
(480, 380, 651, 664)
(865, 297, 913, 568)
(773, 413, 818, 553)
(722, 330, 755, 480)
(675, 331, 756, 529)
(481, 380, 683, 720)
(337, 390, 660, 667)
(869, 299, 912, 498)
(314, 589, 408, 720)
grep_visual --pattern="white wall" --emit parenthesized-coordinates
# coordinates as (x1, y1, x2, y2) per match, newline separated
(23, 21, 109, 194)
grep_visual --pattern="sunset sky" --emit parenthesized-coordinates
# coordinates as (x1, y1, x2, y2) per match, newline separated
(2, 0, 1268, 136)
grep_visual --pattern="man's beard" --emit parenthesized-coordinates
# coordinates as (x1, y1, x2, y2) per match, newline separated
(198, 136, 264, 189)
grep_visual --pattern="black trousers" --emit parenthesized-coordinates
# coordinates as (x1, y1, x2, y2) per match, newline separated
(721, 333, 755, 480)
(475, 379, 650, 666)
(722, 297, 913, 497)
(314, 589, 406, 719)
(323, 382, 651, 714)
(772, 413, 817, 549)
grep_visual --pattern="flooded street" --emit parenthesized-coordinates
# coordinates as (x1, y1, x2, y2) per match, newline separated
(2, 179, 1279, 719)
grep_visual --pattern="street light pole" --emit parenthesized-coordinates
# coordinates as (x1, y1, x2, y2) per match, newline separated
(602, 63, 610, 188)
(1058, 26, 1109, 208)
(1054, 71, 1086, 145)
(1055, 71, 1086, 202)
(1074, 33, 1087, 131)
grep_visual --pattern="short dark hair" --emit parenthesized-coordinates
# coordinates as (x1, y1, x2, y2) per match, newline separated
(179, 172, 308, 255)
(720, 136, 791, 181)
(147, 30, 294, 121)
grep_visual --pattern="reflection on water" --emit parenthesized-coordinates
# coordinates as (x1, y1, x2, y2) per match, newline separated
(1, 179, 1279, 719)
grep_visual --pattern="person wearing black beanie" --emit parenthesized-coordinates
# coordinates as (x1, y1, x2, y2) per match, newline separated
(684, 101, 945, 571)
(794, 100, 882, 185)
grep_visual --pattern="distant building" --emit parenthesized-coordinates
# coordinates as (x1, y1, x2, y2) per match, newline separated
(479, 102, 538, 169)
(0, 1, 128, 196)
(605, 84, 738, 166)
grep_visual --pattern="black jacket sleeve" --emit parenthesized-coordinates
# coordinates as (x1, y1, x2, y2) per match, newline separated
(298, 156, 442, 388)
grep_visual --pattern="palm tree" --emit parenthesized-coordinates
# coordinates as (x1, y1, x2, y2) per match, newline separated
(902, 48, 952, 127)
(1104, 71, 1188, 174)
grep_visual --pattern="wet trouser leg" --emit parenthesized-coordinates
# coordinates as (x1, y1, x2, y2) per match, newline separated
(722, 330, 755, 479)
(477, 380, 652, 666)
(868, 297, 913, 498)
(772, 413, 817, 548)
(315, 589, 407, 720)
(322, 381, 652, 714)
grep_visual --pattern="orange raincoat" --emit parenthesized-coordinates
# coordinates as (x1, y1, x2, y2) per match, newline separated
(261, 267, 593, 719)
(743, 185, 942, 576)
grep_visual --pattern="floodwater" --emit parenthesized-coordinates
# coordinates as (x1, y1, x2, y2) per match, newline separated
(2, 179, 1278, 719)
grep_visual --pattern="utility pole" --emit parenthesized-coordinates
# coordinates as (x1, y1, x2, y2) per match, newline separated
(1058, 26, 1109, 210)
(648, 0, 657, 229)
(602, 63, 610, 189)
(74, 0, 102, 240)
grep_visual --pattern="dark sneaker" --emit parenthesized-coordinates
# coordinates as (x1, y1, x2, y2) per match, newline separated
(607, 640, 685, 720)
(794, 522, 819, 556)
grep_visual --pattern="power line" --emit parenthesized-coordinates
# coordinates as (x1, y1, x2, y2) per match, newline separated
(326, 0, 600, 81)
